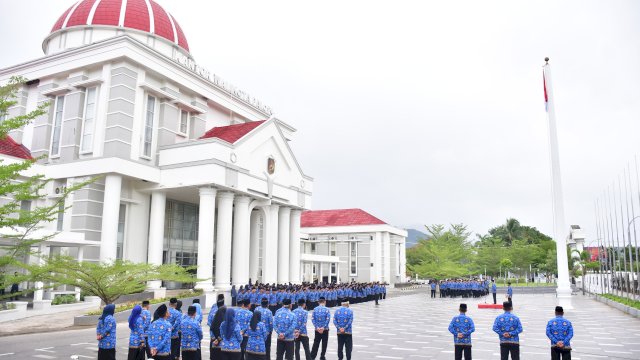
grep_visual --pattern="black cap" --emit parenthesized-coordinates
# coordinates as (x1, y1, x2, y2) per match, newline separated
(319, 297, 326, 301)
(459, 303, 467, 311)
(193, 299, 200, 304)
(283, 298, 291, 305)
(261, 297, 269, 306)
(243, 299, 251, 306)
(142, 300, 150, 306)
(503, 301, 512, 310)
(217, 294, 225, 301)
(188, 305, 197, 315)
(156, 304, 168, 317)
(298, 299, 306, 305)
(216, 299, 225, 307)
(555, 306, 564, 313)
(169, 298, 178, 304)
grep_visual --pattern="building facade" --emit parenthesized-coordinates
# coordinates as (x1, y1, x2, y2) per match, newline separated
(0, 0, 313, 300)
(300, 209, 408, 285)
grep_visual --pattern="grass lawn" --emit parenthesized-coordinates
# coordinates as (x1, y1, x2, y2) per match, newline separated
(601, 293, 640, 310)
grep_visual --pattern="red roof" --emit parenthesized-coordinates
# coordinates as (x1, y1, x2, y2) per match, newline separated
(199, 121, 265, 144)
(301, 209, 387, 228)
(50, 0, 189, 52)
(0, 136, 33, 160)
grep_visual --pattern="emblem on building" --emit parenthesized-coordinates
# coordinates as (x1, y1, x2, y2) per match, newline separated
(267, 157, 275, 175)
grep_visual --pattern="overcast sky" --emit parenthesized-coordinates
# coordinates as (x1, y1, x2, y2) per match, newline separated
(2, 0, 640, 243)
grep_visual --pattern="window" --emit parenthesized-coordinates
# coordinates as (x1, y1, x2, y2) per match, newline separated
(349, 242, 358, 276)
(19, 200, 31, 220)
(164, 200, 199, 268)
(50, 95, 65, 157)
(179, 110, 189, 135)
(142, 95, 156, 157)
(331, 263, 336, 275)
(56, 201, 65, 231)
(116, 204, 126, 260)
(330, 242, 336, 256)
(310, 243, 316, 253)
(80, 87, 98, 153)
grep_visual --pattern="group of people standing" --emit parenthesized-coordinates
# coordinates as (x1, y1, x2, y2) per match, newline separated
(429, 278, 514, 305)
(448, 301, 574, 360)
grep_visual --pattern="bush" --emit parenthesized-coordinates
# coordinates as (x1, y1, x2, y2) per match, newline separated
(602, 294, 640, 310)
(85, 289, 202, 316)
(52, 294, 77, 305)
(0, 303, 16, 311)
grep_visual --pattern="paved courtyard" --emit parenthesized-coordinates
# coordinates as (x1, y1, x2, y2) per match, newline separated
(0, 289, 639, 359)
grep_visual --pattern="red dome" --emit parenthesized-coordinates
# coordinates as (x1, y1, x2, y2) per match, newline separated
(50, 0, 189, 52)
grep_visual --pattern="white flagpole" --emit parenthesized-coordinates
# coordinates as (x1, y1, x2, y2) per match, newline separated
(543, 57, 573, 308)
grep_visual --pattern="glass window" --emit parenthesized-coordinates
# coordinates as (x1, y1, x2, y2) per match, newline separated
(19, 200, 31, 220)
(164, 200, 199, 269)
(350, 242, 358, 276)
(56, 201, 65, 231)
(331, 263, 336, 275)
(80, 87, 98, 153)
(50, 96, 65, 157)
(116, 204, 126, 260)
(143, 95, 156, 157)
(330, 242, 336, 256)
(179, 110, 189, 135)
(311, 243, 316, 253)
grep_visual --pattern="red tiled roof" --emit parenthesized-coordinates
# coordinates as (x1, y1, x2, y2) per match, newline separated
(301, 209, 387, 228)
(0, 136, 33, 160)
(199, 120, 266, 144)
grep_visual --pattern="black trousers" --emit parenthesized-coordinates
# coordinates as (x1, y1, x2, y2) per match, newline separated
(182, 350, 201, 360)
(220, 351, 241, 360)
(97, 348, 116, 360)
(337, 334, 352, 360)
(295, 335, 311, 360)
(265, 333, 272, 359)
(127, 347, 145, 360)
(171, 337, 181, 359)
(500, 343, 520, 360)
(551, 348, 572, 360)
(276, 340, 294, 360)
(246, 353, 266, 360)
(154, 355, 172, 360)
(375, 294, 379, 305)
(144, 337, 152, 359)
(241, 336, 248, 359)
(492, 293, 497, 304)
(211, 347, 223, 360)
(454, 345, 472, 360)
(311, 330, 329, 360)
(508, 297, 513, 305)
(232, 296, 237, 306)
(431, 290, 436, 298)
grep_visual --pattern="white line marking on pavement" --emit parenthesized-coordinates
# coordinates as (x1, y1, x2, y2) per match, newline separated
(375, 356, 403, 359)
(0, 354, 14, 357)
(392, 347, 417, 351)
(35, 348, 55, 353)
(70, 343, 92, 346)
(33, 355, 56, 359)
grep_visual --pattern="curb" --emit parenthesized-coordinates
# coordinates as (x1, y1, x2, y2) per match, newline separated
(593, 295, 640, 318)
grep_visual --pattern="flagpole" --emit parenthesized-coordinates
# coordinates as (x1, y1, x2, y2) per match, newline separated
(543, 57, 573, 308)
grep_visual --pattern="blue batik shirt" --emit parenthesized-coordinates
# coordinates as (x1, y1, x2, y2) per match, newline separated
(207, 305, 219, 338)
(491, 283, 497, 293)
(333, 307, 354, 334)
(96, 315, 116, 349)
(274, 307, 297, 341)
(546, 316, 573, 349)
(219, 321, 243, 352)
(246, 322, 267, 355)
(493, 312, 523, 344)
(448, 314, 475, 345)
(236, 308, 253, 335)
(507, 286, 513, 297)
(180, 316, 203, 350)
(169, 307, 182, 338)
(129, 316, 146, 347)
(431, 283, 436, 290)
(141, 309, 152, 337)
(312, 305, 331, 330)
(148, 318, 172, 355)
(293, 307, 309, 336)
(256, 306, 274, 334)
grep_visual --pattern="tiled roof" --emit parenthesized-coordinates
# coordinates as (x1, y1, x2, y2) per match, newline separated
(199, 120, 265, 144)
(301, 209, 387, 228)
(0, 136, 33, 160)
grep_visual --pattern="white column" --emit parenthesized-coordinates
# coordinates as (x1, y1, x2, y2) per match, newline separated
(372, 232, 382, 282)
(289, 209, 302, 284)
(75, 246, 84, 301)
(249, 211, 261, 282)
(195, 187, 217, 292)
(146, 191, 166, 290)
(215, 192, 234, 295)
(262, 204, 279, 284)
(400, 239, 407, 282)
(232, 196, 251, 286)
(277, 207, 291, 284)
(33, 244, 48, 301)
(382, 232, 391, 283)
(336, 262, 341, 284)
(99, 174, 122, 262)
(318, 262, 323, 283)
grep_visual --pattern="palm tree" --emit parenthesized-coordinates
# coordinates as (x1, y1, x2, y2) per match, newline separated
(571, 249, 590, 295)
(505, 218, 521, 246)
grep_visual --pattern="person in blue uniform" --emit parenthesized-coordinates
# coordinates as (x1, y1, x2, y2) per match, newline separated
(127, 305, 145, 360)
(246, 311, 267, 360)
(220, 307, 243, 360)
(237, 298, 253, 359)
(310, 297, 330, 360)
(96, 304, 117, 360)
(192, 299, 203, 324)
(493, 302, 523, 360)
(141, 300, 152, 358)
(148, 304, 172, 360)
(293, 298, 311, 360)
(210, 301, 227, 360)
(448, 303, 475, 360)
(491, 279, 498, 304)
(507, 282, 513, 304)
(231, 285, 238, 307)
(333, 299, 354, 360)
(274, 298, 297, 360)
(180, 305, 203, 360)
(430, 281, 437, 299)
(168, 298, 182, 360)
(546, 306, 573, 360)
(255, 297, 274, 359)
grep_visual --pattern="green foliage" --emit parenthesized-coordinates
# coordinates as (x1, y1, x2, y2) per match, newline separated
(85, 289, 203, 315)
(29, 256, 200, 305)
(602, 293, 640, 310)
(406, 224, 473, 279)
(51, 294, 77, 305)
(0, 303, 16, 311)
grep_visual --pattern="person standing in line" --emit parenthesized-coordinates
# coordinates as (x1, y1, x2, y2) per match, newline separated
(493, 301, 523, 360)
(10, 272, 19, 301)
(141, 300, 152, 359)
(246, 311, 267, 360)
(0, 271, 5, 297)
(210, 303, 227, 360)
(168, 298, 182, 360)
(274, 298, 297, 360)
(220, 308, 243, 360)
(507, 282, 513, 305)
(231, 285, 238, 307)
(447, 303, 474, 360)
(236, 298, 254, 359)
(180, 305, 203, 360)
(96, 304, 117, 360)
(148, 304, 173, 360)
(310, 297, 330, 360)
(293, 299, 311, 360)
(491, 279, 498, 305)
(333, 299, 354, 360)
(255, 297, 274, 359)
(127, 305, 146, 360)
(192, 299, 203, 324)
(546, 306, 574, 360)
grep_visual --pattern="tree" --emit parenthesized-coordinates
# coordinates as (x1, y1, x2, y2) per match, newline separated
(29, 256, 199, 305)
(406, 224, 473, 279)
(570, 249, 591, 295)
(0, 76, 88, 300)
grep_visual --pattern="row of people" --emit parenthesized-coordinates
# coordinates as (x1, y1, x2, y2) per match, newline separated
(430, 279, 492, 299)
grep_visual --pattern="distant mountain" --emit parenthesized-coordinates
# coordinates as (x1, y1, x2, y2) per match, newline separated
(405, 228, 429, 248)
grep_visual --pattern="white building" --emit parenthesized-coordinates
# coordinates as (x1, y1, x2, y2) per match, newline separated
(0, 0, 314, 302)
(300, 209, 407, 286)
